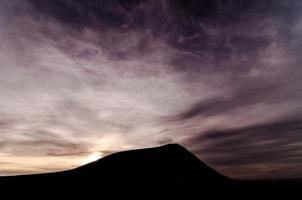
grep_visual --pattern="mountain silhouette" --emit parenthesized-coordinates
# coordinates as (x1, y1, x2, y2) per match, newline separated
(0, 144, 300, 198)
(66, 144, 231, 183)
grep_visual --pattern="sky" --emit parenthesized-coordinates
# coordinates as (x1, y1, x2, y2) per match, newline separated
(0, 0, 302, 179)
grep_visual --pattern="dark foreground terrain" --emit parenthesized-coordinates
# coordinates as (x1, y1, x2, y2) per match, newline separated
(0, 144, 301, 198)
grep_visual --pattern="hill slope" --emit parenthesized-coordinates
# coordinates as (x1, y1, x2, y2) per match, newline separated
(0, 144, 300, 198)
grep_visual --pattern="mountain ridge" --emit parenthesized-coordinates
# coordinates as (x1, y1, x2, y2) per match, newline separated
(0, 143, 300, 198)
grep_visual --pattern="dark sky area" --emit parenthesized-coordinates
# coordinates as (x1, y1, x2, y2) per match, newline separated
(0, 0, 302, 179)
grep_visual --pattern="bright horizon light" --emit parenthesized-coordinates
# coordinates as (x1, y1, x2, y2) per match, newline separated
(82, 152, 103, 165)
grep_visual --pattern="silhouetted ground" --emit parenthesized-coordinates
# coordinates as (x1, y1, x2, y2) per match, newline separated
(0, 144, 301, 198)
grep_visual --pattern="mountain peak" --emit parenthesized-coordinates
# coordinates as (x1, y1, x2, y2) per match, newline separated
(158, 143, 187, 151)
(0, 143, 234, 197)
(70, 143, 230, 184)
(160, 143, 184, 148)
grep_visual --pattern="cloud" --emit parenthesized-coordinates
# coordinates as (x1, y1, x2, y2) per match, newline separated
(0, 128, 90, 156)
(0, 0, 302, 178)
(171, 76, 302, 121)
(185, 117, 302, 178)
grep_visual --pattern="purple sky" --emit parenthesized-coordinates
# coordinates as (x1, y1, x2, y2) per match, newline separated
(0, 0, 302, 179)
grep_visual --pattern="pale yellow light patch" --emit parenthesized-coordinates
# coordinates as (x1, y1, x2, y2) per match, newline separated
(82, 152, 103, 165)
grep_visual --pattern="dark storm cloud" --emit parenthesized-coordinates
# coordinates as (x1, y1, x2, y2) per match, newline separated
(27, 0, 299, 29)
(27, 0, 146, 30)
(25, 0, 302, 74)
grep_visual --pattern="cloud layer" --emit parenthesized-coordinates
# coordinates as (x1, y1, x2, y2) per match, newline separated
(0, 0, 302, 179)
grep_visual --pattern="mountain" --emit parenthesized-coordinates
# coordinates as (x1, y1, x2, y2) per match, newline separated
(67, 143, 231, 182)
(0, 144, 300, 198)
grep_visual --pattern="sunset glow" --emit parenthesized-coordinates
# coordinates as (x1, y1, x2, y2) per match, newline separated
(82, 152, 103, 165)
(1, 0, 302, 179)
